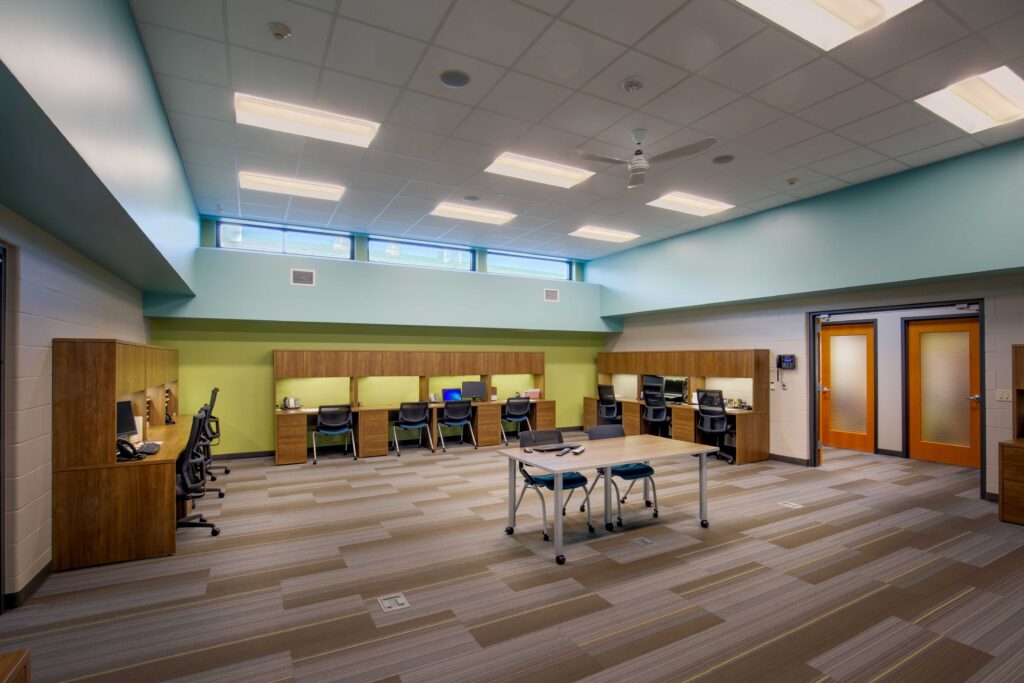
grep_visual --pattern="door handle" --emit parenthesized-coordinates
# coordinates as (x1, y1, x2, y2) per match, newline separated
(820, 386, 830, 393)
(966, 394, 981, 401)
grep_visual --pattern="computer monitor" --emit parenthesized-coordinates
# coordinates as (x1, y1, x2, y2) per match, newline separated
(664, 378, 686, 398)
(441, 388, 462, 401)
(116, 401, 137, 438)
(462, 380, 487, 400)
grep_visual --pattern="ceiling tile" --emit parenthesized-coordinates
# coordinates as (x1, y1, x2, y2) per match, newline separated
(240, 202, 287, 220)
(543, 93, 631, 138)
(873, 36, 1004, 100)
(349, 171, 407, 194)
(294, 0, 338, 13)
(561, 0, 679, 45)
(179, 140, 236, 169)
(297, 161, 358, 183)
(512, 125, 587, 162)
(369, 124, 446, 158)
(236, 151, 300, 176)
(797, 82, 900, 129)
(137, 24, 230, 86)
(867, 120, 964, 157)
(642, 76, 740, 125)
(155, 75, 234, 121)
(743, 194, 796, 211)
(775, 132, 859, 166)
(808, 146, 888, 177)
(834, 104, 934, 145)
(735, 116, 823, 154)
(970, 115, 1024, 147)
(406, 47, 508, 106)
(325, 17, 427, 86)
(409, 162, 477, 186)
(479, 71, 572, 121)
(316, 69, 401, 121)
(431, 138, 501, 169)
(750, 58, 862, 114)
(637, 0, 764, 73)
(400, 181, 458, 201)
(516, 0, 572, 14)
(594, 111, 680, 149)
(897, 136, 983, 167)
(453, 109, 533, 147)
(700, 28, 818, 94)
(235, 125, 304, 158)
(691, 97, 785, 139)
(186, 163, 236, 186)
(229, 46, 320, 103)
(131, 0, 226, 40)
(837, 159, 910, 184)
(359, 151, 424, 179)
(225, 0, 333, 65)
(286, 208, 335, 226)
(940, 0, 1023, 30)
(516, 21, 623, 89)
(581, 50, 687, 107)
(388, 91, 471, 135)
(303, 138, 367, 168)
(979, 11, 1024, 62)
(337, 0, 452, 40)
(168, 111, 234, 147)
(788, 177, 849, 199)
(829, 2, 968, 78)
(435, 0, 550, 66)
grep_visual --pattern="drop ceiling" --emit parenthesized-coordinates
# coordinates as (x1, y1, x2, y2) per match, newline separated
(130, 0, 1024, 261)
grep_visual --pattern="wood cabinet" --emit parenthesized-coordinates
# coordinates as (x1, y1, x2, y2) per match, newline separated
(583, 397, 598, 430)
(530, 400, 556, 430)
(0, 649, 30, 683)
(356, 409, 390, 456)
(275, 413, 308, 465)
(473, 403, 502, 446)
(1000, 440, 1024, 525)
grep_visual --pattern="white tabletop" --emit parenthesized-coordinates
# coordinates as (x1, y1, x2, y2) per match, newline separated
(497, 434, 718, 474)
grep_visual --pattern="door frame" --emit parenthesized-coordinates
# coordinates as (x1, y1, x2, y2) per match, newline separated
(819, 319, 878, 456)
(806, 299, 987, 500)
(901, 313, 983, 472)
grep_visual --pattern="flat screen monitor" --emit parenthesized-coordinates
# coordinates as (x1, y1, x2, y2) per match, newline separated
(116, 400, 137, 438)
(664, 378, 686, 397)
(462, 380, 487, 400)
(442, 388, 462, 401)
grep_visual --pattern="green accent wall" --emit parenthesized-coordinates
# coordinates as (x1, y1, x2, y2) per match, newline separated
(149, 318, 606, 455)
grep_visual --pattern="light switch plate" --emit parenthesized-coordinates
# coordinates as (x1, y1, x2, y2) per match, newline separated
(996, 389, 1012, 402)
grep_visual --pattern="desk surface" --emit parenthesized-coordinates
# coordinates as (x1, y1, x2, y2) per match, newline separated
(276, 398, 549, 415)
(497, 434, 717, 473)
(145, 416, 193, 463)
(588, 396, 756, 415)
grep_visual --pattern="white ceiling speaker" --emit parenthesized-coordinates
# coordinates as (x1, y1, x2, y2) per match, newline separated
(575, 129, 717, 190)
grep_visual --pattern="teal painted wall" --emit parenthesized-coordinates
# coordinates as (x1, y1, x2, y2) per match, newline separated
(588, 140, 1024, 317)
(0, 0, 198, 292)
(145, 247, 617, 333)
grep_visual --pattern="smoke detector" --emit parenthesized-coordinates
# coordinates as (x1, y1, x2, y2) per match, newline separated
(266, 21, 292, 40)
(622, 76, 645, 94)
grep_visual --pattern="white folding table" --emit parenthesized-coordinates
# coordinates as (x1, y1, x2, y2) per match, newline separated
(498, 435, 717, 564)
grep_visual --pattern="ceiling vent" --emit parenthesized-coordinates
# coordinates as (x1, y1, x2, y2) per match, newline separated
(543, 288, 560, 303)
(290, 268, 315, 286)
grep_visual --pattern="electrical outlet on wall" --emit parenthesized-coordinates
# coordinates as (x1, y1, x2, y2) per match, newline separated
(996, 389, 1012, 402)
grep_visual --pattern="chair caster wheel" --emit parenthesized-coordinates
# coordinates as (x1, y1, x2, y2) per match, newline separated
(211, 527, 220, 536)
(620, 497, 628, 504)
(505, 526, 514, 535)
(224, 468, 231, 474)
(556, 555, 566, 565)
(588, 525, 596, 533)
(579, 504, 586, 513)
(543, 533, 550, 541)
(210, 475, 217, 482)
(218, 491, 225, 499)
(701, 520, 710, 528)
(199, 516, 207, 523)
(605, 523, 614, 532)
(652, 511, 659, 518)
(313, 461, 318, 465)
(645, 500, 653, 508)
(616, 518, 623, 527)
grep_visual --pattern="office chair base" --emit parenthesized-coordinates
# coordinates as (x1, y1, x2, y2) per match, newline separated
(701, 519, 710, 528)
(543, 532, 550, 541)
(652, 510, 659, 518)
(616, 517, 623, 527)
(605, 522, 614, 532)
(588, 524, 595, 533)
(505, 526, 514, 535)
(645, 500, 653, 507)
(555, 555, 565, 565)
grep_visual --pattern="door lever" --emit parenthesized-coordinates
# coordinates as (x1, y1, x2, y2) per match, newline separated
(966, 394, 981, 401)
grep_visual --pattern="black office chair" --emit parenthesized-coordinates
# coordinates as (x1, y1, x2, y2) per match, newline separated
(176, 410, 220, 536)
(393, 401, 433, 455)
(204, 387, 229, 477)
(584, 424, 658, 525)
(313, 404, 356, 463)
(597, 384, 621, 424)
(514, 430, 594, 540)
(697, 389, 734, 464)
(500, 397, 532, 445)
(438, 400, 476, 452)
(197, 404, 225, 499)
(641, 389, 671, 438)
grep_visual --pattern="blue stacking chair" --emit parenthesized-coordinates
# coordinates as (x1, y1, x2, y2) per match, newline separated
(438, 399, 476, 452)
(393, 401, 433, 455)
(500, 396, 532, 445)
(515, 430, 594, 541)
(312, 404, 356, 463)
(583, 424, 658, 526)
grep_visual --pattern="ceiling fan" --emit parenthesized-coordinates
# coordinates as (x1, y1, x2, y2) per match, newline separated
(575, 129, 717, 189)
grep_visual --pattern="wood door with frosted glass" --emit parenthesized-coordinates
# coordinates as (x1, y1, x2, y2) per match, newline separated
(820, 322, 876, 454)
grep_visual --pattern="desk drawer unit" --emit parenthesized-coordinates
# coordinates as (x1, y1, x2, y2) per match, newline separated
(622, 402, 640, 436)
(532, 400, 556, 430)
(672, 407, 696, 442)
(1000, 442, 1024, 525)
(275, 413, 309, 465)
(357, 409, 390, 456)
(583, 397, 598, 430)
(474, 403, 502, 446)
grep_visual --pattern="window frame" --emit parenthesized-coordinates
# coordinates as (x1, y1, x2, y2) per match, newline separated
(366, 235, 476, 272)
(485, 249, 572, 281)
(216, 220, 354, 260)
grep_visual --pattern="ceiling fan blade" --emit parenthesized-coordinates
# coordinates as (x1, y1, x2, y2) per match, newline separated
(626, 172, 646, 189)
(574, 149, 629, 165)
(648, 137, 718, 164)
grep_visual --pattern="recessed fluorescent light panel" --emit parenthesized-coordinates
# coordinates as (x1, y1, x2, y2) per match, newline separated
(647, 192, 734, 217)
(431, 202, 516, 225)
(238, 172, 345, 201)
(916, 66, 1024, 133)
(734, 0, 924, 51)
(569, 225, 639, 243)
(234, 93, 380, 147)
(485, 152, 594, 188)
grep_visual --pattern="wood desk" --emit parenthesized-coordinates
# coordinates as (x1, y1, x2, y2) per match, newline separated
(1000, 439, 1024, 524)
(0, 649, 30, 683)
(274, 399, 556, 464)
(52, 417, 191, 571)
(583, 396, 769, 465)
(498, 435, 717, 564)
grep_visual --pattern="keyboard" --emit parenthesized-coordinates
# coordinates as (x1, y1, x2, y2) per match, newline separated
(138, 442, 161, 455)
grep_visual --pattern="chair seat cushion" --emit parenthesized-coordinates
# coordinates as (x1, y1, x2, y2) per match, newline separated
(317, 427, 351, 436)
(531, 472, 588, 490)
(503, 415, 529, 422)
(398, 422, 428, 430)
(441, 419, 471, 427)
(610, 463, 655, 479)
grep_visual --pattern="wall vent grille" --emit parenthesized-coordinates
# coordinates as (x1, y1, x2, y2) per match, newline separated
(291, 269, 315, 286)
(543, 288, 560, 302)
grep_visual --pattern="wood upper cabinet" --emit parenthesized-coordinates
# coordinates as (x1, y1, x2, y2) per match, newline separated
(116, 343, 148, 395)
(145, 346, 178, 386)
(272, 349, 544, 378)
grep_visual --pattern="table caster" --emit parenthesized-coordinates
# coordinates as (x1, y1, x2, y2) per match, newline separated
(605, 522, 614, 532)
(701, 519, 710, 528)
(556, 555, 566, 565)
(505, 526, 514, 535)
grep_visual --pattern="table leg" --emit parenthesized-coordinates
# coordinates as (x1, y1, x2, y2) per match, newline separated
(553, 473, 565, 564)
(505, 458, 516, 535)
(643, 460, 651, 504)
(603, 467, 614, 531)
(699, 452, 709, 529)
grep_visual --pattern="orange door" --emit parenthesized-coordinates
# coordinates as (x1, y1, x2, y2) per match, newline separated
(906, 318, 981, 467)
(820, 322, 875, 453)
